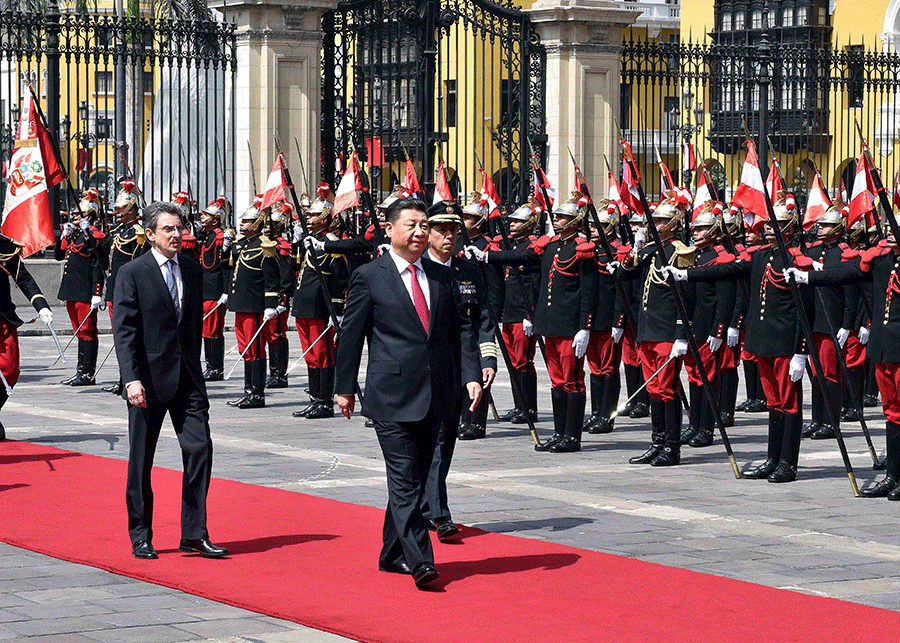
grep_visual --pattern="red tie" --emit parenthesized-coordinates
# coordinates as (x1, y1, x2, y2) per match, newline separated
(408, 264, 429, 332)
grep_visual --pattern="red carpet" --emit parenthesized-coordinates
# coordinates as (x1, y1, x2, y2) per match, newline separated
(1, 440, 897, 642)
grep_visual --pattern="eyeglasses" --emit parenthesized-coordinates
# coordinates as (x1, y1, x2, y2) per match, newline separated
(157, 225, 184, 235)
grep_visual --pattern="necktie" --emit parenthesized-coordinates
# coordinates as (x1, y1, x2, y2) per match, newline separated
(166, 259, 180, 314)
(408, 264, 429, 332)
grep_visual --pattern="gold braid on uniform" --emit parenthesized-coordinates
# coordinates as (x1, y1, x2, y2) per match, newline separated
(0, 242, 22, 281)
(642, 241, 695, 309)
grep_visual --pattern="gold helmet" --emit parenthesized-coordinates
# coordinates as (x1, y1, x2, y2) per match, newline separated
(652, 189, 690, 237)
(270, 200, 293, 228)
(771, 191, 799, 234)
(462, 191, 490, 230)
(202, 195, 230, 221)
(377, 186, 411, 211)
(306, 184, 334, 229)
(171, 191, 192, 223)
(723, 204, 742, 236)
(817, 199, 847, 238)
(114, 179, 140, 212)
(848, 211, 866, 242)
(240, 194, 265, 231)
(78, 188, 102, 221)
(691, 200, 724, 245)
(553, 191, 589, 236)
(508, 197, 541, 238)
(298, 192, 313, 211)
(595, 199, 620, 237)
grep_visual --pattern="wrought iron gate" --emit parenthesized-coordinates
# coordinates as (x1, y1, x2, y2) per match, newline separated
(322, 0, 546, 209)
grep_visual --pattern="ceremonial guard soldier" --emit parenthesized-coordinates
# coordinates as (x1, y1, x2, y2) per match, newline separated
(667, 192, 812, 482)
(471, 191, 599, 453)
(197, 196, 231, 381)
(226, 197, 285, 409)
(291, 191, 350, 419)
(460, 193, 505, 319)
(620, 211, 650, 418)
(617, 190, 692, 466)
(423, 200, 496, 538)
(679, 201, 735, 449)
(841, 217, 869, 421)
(100, 181, 144, 394)
(732, 219, 769, 414)
(718, 205, 746, 426)
(172, 191, 197, 257)
(0, 234, 53, 439)
(264, 201, 294, 389)
(55, 189, 106, 386)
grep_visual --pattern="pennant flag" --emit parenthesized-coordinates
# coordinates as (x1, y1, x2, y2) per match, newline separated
(691, 172, 713, 223)
(680, 143, 696, 173)
(620, 160, 644, 216)
(848, 151, 876, 229)
(803, 170, 832, 231)
(607, 171, 625, 211)
(1, 94, 61, 257)
(765, 160, 784, 200)
(621, 141, 640, 183)
(403, 159, 422, 195)
(478, 168, 501, 218)
(332, 153, 361, 217)
(259, 152, 289, 211)
(732, 141, 769, 231)
(840, 178, 848, 203)
(432, 160, 453, 205)
(532, 161, 556, 209)
(659, 159, 677, 195)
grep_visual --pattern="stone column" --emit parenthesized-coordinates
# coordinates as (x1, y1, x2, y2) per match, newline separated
(526, 0, 637, 198)
(210, 0, 337, 213)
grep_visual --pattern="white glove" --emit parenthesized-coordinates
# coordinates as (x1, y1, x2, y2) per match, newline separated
(611, 327, 624, 344)
(523, 318, 534, 337)
(707, 336, 722, 352)
(633, 228, 646, 251)
(193, 220, 203, 235)
(217, 293, 228, 305)
(79, 217, 91, 233)
(811, 260, 824, 271)
(292, 225, 304, 244)
(90, 295, 102, 310)
(605, 260, 620, 275)
(303, 236, 325, 254)
(464, 245, 487, 263)
(859, 326, 870, 345)
(62, 222, 75, 237)
(263, 307, 277, 321)
(789, 354, 807, 382)
(377, 243, 391, 256)
(326, 315, 344, 329)
(572, 329, 590, 359)
(669, 339, 688, 358)
(274, 305, 287, 315)
(223, 229, 235, 242)
(38, 308, 53, 325)
(836, 328, 850, 348)
(726, 327, 740, 348)
(783, 267, 808, 284)
(662, 266, 688, 282)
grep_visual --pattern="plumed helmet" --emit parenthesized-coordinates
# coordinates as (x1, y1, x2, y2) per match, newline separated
(377, 186, 412, 210)
(817, 199, 847, 237)
(78, 188, 101, 219)
(306, 185, 335, 228)
(462, 191, 490, 229)
(508, 197, 541, 237)
(691, 200, 724, 244)
(772, 191, 799, 229)
(114, 179, 140, 211)
(653, 189, 689, 236)
(595, 199, 620, 236)
(240, 194, 265, 229)
(723, 204, 742, 235)
(298, 192, 313, 211)
(171, 191, 192, 222)
(270, 200, 293, 227)
(553, 191, 589, 235)
(848, 212, 866, 241)
(202, 195, 230, 221)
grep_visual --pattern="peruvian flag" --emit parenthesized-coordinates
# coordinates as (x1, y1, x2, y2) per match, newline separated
(432, 160, 453, 205)
(403, 159, 422, 196)
(732, 141, 769, 231)
(691, 172, 713, 223)
(532, 161, 556, 209)
(659, 159, 677, 195)
(259, 152, 289, 210)
(2, 94, 62, 257)
(848, 151, 877, 228)
(803, 170, 832, 231)
(607, 171, 625, 210)
(765, 159, 784, 199)
(332, 153, 362, 217)
(681, 143, 696, 173)
(620, 160, 644, 215)
(478, 168, 501, 218)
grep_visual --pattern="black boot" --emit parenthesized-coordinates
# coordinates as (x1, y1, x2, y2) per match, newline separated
(864, 422, 900, 498)
(629, 374, 650, 418)
(551, 392, 585, 452)
(306, 366, 335, 418)
(651, 398, 682, 466)
(585, 375, 604, 433)
(745, 410, 785, 478)
(720, 368, 738, 427)
(736, 361, 757, 412)
(500, 370, 523, 422)
(228, 361, 254, 406)
(61, 339, 85, 385)
(266, 339, 289, 388)
(623, 364, 642, 411)
(769, 410, 802, 482)
(630, 400, 665, 464)
(71, 339, 97, 385)
(802, 378, 824, 438)
(202, 338, 215, 379)
(811, 379, 842, 440)
(535, 387, 567, 451)
(680, 383, 701, 445)
(688, 387, 716, 448)
(237, 359, 266, 408)
(293, 367, 321, 417)
(515, 370, 538, 424)
(594, 373, 620, 434)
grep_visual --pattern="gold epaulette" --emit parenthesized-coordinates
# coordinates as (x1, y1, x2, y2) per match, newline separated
(133, 223, 145, 246)
(260, 235, 277, 258)
(670, 240, 696, 268)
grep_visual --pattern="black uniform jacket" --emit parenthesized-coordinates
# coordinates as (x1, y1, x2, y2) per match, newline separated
(685, 244, 736, 341)
(55, 227, 105, 302)
(226, 234, 285, 313)
(497, 235, 541, 325)
(0, 237, 49, 326)
(197, 227, 228, 301)
(292, 232, 350, 319)
(805, 240, 859, 335)
(102, 222, 146, 303)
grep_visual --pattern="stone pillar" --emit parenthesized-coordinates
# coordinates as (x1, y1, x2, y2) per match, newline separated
(210, 0, 337, 213)
(526, 0, 637, 198)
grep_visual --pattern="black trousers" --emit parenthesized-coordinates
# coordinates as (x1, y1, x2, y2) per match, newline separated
(424, 398, 464, 523)
(374, 407, 441, 570)
(126, 361, 213, 545)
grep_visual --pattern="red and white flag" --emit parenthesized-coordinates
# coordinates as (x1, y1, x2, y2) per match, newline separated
(478, 168, 501, 218)
(2, 93, 62, 257)
(607, 171, 625, 211)
(433, 160, 453, 205)
(259, 152, 289, 211)
(332, 153, 362, 217)
(691, 172, 713, 223)
(848, 152, 876, 228)
(765, 159, 784, 200)
(732, 141, 769, 231)
(403, 159, 422, 196)
(681, 143, 696, 174)
(620, 161, 644, 216)
(659, 159, 677, 195)
(803, 170, 832, 231)
(893, 165, 900, 212)
(532, 162, 556, 209)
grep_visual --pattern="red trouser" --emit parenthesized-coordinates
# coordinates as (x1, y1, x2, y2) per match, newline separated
(235, 312, 271, 361)
(621, 326, 640, 367)
(638, 341, 681, 402)
(544, 336, 585, 394)
(296, 317, 335, 368)
(502, 322, 536, 372)
(202, 300, 226, 339)
(585, 330, 618, 377)
(66, 300, 98, 340)
(809, 332, 840, 383)
(740, 328, 756, 362)
(876, 362, 900, 423)
(683, 341, 718, 387)
(0, 318, 20, 388)
(844, 333, 866, 369)
(267, 310, 290, 343)
(757, 355, 800, 413)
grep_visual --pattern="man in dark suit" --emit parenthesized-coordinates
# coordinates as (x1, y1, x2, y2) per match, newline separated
(113, 201, 229, 560)
(335, 197, 482, 589)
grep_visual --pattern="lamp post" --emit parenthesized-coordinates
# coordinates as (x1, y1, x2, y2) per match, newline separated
(670, 88, 705, 187)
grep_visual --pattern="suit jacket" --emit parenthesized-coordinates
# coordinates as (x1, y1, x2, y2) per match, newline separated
(113, 251, 206, 405)
(335, 251, 481, 422)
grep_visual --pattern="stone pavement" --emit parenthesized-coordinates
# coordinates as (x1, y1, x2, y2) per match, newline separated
(2, 329, 899, 641)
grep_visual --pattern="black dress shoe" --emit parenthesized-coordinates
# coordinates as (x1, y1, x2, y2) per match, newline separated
(888, 485, 900, 501)
(746, 399, 769, 413)
(510, 409, 536, 425)
(291, 401, 318, 418)
(650, 446, 680, 466)
(412, 563, 439, 588)
(266, 375, 288, 389)
(498, 408, 520, 422)
(629, 402, 649, 418)
(549, 436, 581, 453)
(132, 541, 158, 559)
(801, 421, 822, 438)
(69, 373, 96, 386)
(227, 395, 251, 407)
(379, 561, 411, 575)
(589, 417, 613, 434)
(236, 395, 265, 409)
(458, 424, 486, 440)
(101, 382, 123, 395)
(60, 374, 78, 385)
(179, 538, 229, 557)
(305, 402, 335, 419)
(629, 445, 661, 464)
(767, 462, 797, 483)
(534, 434, 562, 452)
(436, 519, 460, 541)
(735, 399, 752, 412)
(744, 458, 778, 479)
(859, 476, 898, 498)
(810, 424, 835, 440)
(365, 418, 375, 427)
(622, 399, 637, 415)
(204, 369, 224, 382)
(688, 429, 714, 448)
(841, 407, 860, 422)
(679, 425, 698, 446)
(582, 413, 600, 431)
(720, 412, 734, 428)
(864, 394, 879, 408)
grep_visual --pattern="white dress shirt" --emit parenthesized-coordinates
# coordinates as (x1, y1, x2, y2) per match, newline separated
(150, 247, 182, 310)
(427, 249, 452, 267)
(388, 248, 430, 313)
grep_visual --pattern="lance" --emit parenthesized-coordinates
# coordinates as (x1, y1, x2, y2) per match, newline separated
(177, 140, 195, 224)
(526, 138, 553, 236)
(96, 341, 117, 375)
(203, 300, 225, 321)
(214, 138, 234, 229)
(740, 126, 858, 495)
(53, 311, 94, 366)
(855, 118, 890, 240)
(293, 137, 309, 196)
(609, 354, 677, 421)
(225, 313, 272, 380)
(43, 320, 66, 364)
(113, 138, 146, 209)
(0, 366, 12, 396)
(247, 140, 259, 194)
(286, 323, 333, 375)
(617, 133, 741, 479)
